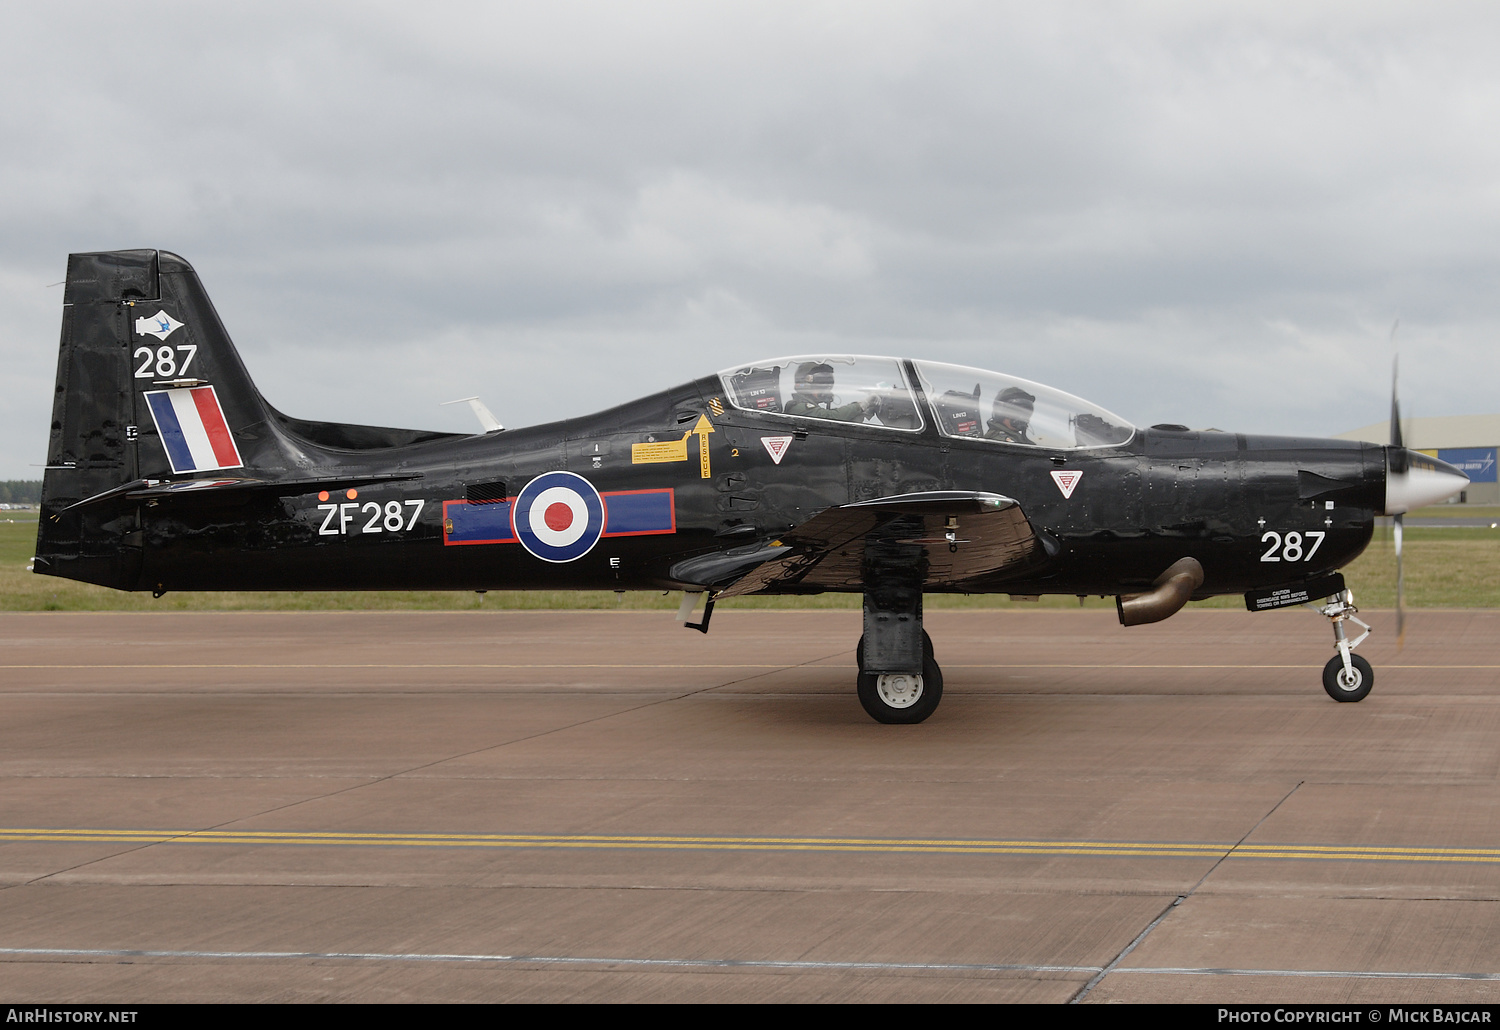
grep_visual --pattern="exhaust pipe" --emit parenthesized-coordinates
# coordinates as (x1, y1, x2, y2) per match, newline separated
(1117, 557, 1204, 627)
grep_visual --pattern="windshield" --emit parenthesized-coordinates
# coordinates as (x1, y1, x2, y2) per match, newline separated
(914, 360, 1134, 449)
(719, 355, 925, 431)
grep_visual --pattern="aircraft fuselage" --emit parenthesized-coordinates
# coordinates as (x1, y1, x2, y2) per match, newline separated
(61, 375, 1382, 600)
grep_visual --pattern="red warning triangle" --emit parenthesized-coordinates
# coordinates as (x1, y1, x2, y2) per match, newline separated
(761, 436, 793, 464)
(1050, 469, 1082, 499)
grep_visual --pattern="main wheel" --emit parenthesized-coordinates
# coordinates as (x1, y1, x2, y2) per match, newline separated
(858, 653, 944, 724)
(1322, 654, 1373, 702)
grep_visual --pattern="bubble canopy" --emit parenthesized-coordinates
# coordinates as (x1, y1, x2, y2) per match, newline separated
(717, 356, 1135, 449)
(719, 356, 925, 431)
(914, 360, 1135, 449)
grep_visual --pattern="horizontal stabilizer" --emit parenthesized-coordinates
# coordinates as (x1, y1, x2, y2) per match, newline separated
(58, 472, 424, 515)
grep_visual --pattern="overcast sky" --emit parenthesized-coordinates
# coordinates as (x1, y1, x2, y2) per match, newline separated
(4, 1, 1499, 478)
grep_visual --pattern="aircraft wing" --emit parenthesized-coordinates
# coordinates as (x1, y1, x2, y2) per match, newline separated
(699, 490, 1043, 597)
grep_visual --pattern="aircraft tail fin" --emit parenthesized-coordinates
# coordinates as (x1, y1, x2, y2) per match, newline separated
(37, 249, 464, 589)
(37, 250, 293, 587)
(45, 249, 279, 478)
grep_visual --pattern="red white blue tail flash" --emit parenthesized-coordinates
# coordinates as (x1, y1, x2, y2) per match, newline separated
(143, 387, 243, 474)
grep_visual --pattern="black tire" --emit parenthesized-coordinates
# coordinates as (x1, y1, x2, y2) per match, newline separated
(857, 652, 943, 724)
(1322, 654, 1373, 702)
(855, 631, 934, 671)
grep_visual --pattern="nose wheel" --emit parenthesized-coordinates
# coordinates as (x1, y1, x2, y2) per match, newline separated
(1315, 589, 1374, 702)
(1323, 653, 1373, 702)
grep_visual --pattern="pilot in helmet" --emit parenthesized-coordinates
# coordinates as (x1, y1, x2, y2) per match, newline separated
(985, 386, 1036, 445)
(784, 361, 880, 422)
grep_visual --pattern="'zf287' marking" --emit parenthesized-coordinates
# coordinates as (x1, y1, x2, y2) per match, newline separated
(1260, 530, 1325, 562)
(319, 500, 425, 536)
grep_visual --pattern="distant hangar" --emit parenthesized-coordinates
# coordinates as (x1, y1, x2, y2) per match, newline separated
(1337, 414, 1499, 504)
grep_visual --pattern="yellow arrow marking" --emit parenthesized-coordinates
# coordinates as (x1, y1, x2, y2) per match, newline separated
(629, 414, 715, 473)
(694, 414, 714, 478)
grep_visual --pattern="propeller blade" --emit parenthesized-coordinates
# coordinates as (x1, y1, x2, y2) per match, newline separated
(1390, 379, 1402, 450)
(1394, 511, 1405, 649)
(1389, 333, 1407, 473)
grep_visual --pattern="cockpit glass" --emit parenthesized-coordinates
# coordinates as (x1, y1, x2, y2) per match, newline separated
(718, 356, 925, 432)
(913, 361, 1134, 449)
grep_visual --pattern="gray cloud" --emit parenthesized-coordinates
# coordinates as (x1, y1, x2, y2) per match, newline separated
(4, 2, 1500, 476)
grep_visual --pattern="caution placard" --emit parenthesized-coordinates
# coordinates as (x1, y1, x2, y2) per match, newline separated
(631, 436, 690, 464)
(630, 415, 715, 478)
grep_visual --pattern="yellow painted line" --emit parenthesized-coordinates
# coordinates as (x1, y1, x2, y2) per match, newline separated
(951, 664, 1500, 670)
(0, 828, 1224, 855)
(4, 828, 1500, 865)
(0, 663, 795, 670)
(1232, 843, 1500, 860)
(1233, 852, 1500, 864)
(948, 664, 1320, 669)
(5, 663, 1499, 671)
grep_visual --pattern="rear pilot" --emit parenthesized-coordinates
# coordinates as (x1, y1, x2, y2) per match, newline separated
(985, 386, 1036, 445)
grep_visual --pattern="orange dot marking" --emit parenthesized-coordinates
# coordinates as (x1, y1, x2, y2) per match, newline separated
(318, 491, 329, 502)
(346, 489, 358, 500)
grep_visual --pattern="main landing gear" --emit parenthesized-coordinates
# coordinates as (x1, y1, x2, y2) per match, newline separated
(858, 518, 948, 722)
(856, 630, 942, 724)
(855, 520, 945, 723)
(858, 532, 944, 722)
(1316, 589, 1374, 702)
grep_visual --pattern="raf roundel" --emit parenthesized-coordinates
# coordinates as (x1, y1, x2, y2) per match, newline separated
(510, 471, 606, 563)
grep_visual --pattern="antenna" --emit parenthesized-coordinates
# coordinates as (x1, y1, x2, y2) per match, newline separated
(442, 397, 503, 433)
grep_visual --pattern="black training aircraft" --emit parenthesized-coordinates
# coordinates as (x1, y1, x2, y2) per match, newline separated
(34, 250, 1469, 723)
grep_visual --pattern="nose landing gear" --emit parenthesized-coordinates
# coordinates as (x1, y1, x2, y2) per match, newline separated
(1315, 589, 1373, 702)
